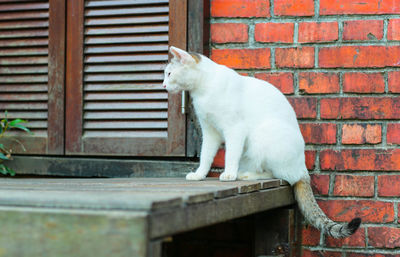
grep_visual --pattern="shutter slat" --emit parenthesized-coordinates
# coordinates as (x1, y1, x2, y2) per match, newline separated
(85, 34, 168, 45)
(85, 83, 163, 91)
(85, 44, 168, 54)
(1, 84, 47, 92)
(0, 3, 49, 12)
(0, 19, 48, 29)
(0, 111, 47, 119)
(0, 38, 48, 47)
(85, 6, 169, 17)
(84, 91, 167, 101)
(0, 56, 48, 65)
(0, 102, 47, 110)
(0, 47, 48, 56)
(0, 29, 48, 39)
(84, 73, 164, 82)
(85, 15, 168, 26)
(85, 25, 168, 35)
(0, 10, 48, 20)
(85, 63, 165, 73)
(84, 102, 168, 110)
(85, 54, 167, 63)
(84, 130, 167, 138)
(84, 111, 167, 120)
(85, 0, 169, 8)
(84, 120, 167, 130)
(0, 65, 48, 74)
(0, 93, 47, 101)
(0, 75, 48, 83)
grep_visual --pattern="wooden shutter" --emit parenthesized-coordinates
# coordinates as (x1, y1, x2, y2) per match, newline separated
(66, 0, 186, 156)
(0, 0, 65, 154)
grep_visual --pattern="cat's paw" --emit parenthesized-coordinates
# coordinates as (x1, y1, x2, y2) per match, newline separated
(186, 172, 206, 181)
(219, 172, 237, 181)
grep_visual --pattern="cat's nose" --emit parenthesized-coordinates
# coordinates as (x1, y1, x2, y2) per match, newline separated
(163, 84, 166, 89)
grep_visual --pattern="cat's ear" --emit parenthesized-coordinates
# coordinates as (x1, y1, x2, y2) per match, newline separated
(170, 46, 195, 65)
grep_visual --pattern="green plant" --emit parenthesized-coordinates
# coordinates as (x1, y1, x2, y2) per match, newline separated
(0, 111, 32, 176)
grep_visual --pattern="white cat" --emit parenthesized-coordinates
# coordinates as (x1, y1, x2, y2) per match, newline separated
(163, 46, 361, 238)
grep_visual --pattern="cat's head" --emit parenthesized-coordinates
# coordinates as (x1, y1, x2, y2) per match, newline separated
(163, 46, 201, 93)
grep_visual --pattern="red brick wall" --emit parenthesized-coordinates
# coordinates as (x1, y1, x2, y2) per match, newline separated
(209, 0, 400, 255)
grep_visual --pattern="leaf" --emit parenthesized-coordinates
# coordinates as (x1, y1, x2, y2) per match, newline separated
(10, 124, 32, 134)
(0, 164, 15, 176)
(0, 164, 7, 175)
(0, 152, 9, 160)
(5, 166, 15, 176)
(9, 119, 27, 127)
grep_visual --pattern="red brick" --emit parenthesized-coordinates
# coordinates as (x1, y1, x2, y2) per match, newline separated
(301, 225, 320, 246)
(342, 124, 382, 145)
(320, 97, 400, 120)
(299, 123, 336, 144)
(378, 175, 400, 197)
(387, 123, 400, 145)
(254, 22, 294, 43)
(211, 0, 270, 17)
(348, 254, 400, 257)
(288, 97, 317, 119)
(343, 72, 385, 93)
(299, 72, 339, 94)
(320, 0, 400, 15)
(275, 47, 314, 68)
(388, 71, 400, 93)
(319, 46, 400, 68)
(343, 20, 383, 41)
(320, 149, 400, 171)
(310, 174, 329, 196)
(302, 249, 341, 257)
(274, 0, 314, 16)
(298, 22, 338, 43)
(388, 19, 400, 41)
(305, 150, 316, 171)
(368, 227, 400, 248)
(334, 175, 374, 197)
(254, 72, 294, 94)
(326, 227, 366, 247)
(212, 149, 225, 168)
(318, 199, 394, 223)
(211, 23, 249, 43)
(211, 48, 271, 69)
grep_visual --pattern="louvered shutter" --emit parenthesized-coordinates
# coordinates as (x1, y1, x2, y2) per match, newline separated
(65, 0, 186, 156)
(0, 0, 65, 154)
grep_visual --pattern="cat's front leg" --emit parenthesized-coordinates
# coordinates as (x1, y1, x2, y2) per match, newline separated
(186, 124, 222, 181)
(220, 129, 245, 181)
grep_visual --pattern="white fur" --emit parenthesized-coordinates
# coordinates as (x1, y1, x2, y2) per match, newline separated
(163, 46, 309, 185)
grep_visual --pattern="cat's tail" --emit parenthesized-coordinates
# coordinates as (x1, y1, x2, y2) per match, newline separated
(294, 178, 361, 238)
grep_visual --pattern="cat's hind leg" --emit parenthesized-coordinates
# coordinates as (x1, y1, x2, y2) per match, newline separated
(237, 157, 274, 180)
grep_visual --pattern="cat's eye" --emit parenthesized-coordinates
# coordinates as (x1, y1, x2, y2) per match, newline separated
(167, 72, 171, 77)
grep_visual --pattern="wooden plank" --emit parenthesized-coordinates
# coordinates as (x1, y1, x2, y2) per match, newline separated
(0, 3, 49, 11)
(0, 66, 48, 74)
(0, 38, 48, 47)
(0, 85, 48, 92)
(0, 207, 148, 257)
(0, 189, 182, 211)
(0, 19, 48, 29)
(84, 54, 168, 63)
(167, 0, 187, 156)
(85, 83, 164, 91)
(84, 101, 168, 110)
(150, 186, 295, 238)
(84, 120, 168, 130)
(84, 73, 164, 82)
(47, 0, 66, 154)
(84, 44, 168, 54)
(65, 0, 84, 154)
(82, 137, 168, 156)
(0, 10, 48, 20)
